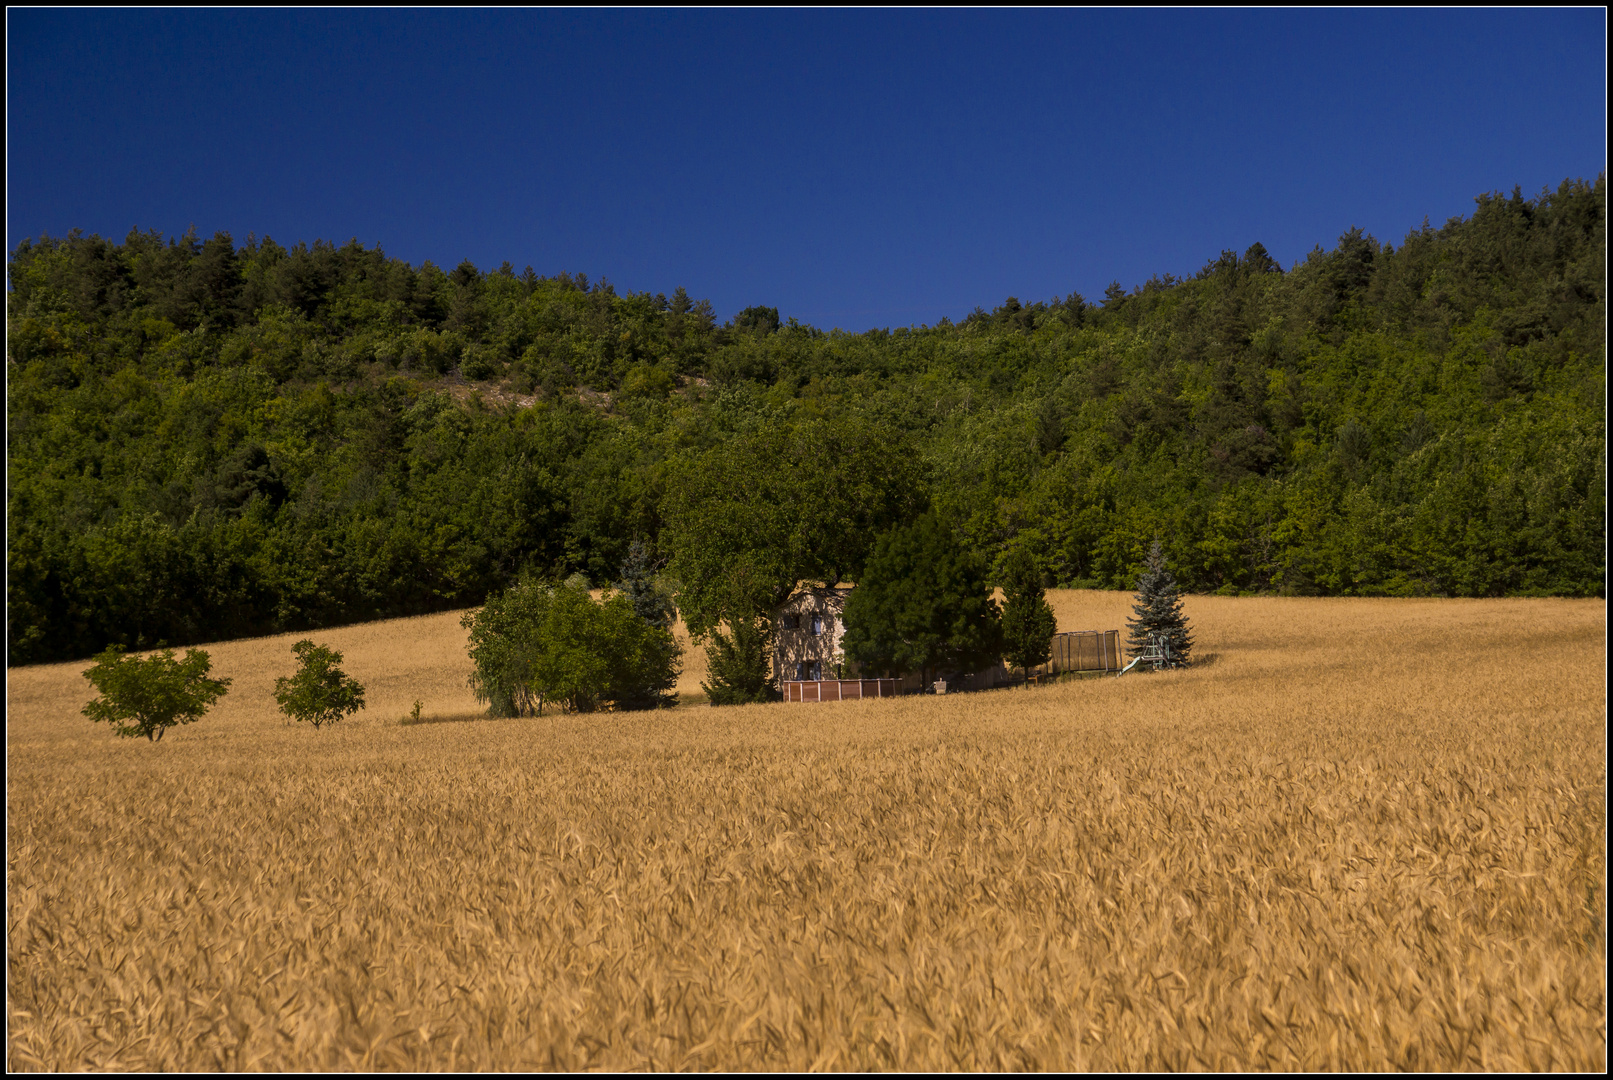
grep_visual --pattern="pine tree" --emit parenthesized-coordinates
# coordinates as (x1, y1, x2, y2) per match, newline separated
(615, 540, 680, 710)
(619, 539, 674, 629)
(1000, 547, 1058, 684)
(1126, 539, 1193, 667)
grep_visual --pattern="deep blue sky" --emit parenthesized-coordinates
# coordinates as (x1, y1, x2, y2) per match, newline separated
(8, 9, 1606, 331)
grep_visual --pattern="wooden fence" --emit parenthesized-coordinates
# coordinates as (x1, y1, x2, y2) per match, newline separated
(782, 633, 1117, 702)
(783, 679, 901, 703)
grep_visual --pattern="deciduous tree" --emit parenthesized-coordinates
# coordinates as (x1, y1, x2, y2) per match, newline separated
(661, 416, 924, 641)
(273, 639, 367, 730)
(462, 576, 680, 715)
(462, 577, 552, 717)
(81, 644, 232, 741)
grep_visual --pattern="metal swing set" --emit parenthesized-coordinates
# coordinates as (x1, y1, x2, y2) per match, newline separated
(1116, 631, 1183, 676)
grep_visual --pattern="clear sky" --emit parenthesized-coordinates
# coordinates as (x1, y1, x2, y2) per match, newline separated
(7, 8, 1606, 331)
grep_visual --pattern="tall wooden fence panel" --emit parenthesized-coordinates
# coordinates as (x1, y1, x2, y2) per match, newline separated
(1047, 630, 1120, 674)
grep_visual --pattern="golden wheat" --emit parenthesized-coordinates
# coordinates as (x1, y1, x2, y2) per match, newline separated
(7, 594, 1605, 1070)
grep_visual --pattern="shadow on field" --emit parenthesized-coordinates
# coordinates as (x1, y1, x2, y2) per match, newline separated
(398, 710, 502, 727)
(400, 698, 715, 725)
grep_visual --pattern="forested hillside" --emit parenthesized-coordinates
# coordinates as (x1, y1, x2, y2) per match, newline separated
(7, 177, 1604, 665)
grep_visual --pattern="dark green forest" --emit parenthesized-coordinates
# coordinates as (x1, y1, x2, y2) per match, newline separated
(7, 177, 1604, 666)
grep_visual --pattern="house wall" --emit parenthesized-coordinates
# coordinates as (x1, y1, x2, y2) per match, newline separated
(772, 587, 851, 686)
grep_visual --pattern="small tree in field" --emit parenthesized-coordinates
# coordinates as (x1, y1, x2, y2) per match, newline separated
(274, 640, 367, 730)
(82, 644, 232, 741)
(1000, 547, 1058, 685)
(463, 575, 682, 715)
(702, 615, 777, 705)
(1126, 539, 1194, 667)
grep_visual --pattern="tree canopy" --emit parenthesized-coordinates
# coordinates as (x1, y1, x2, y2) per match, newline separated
(840, 510, 1003, 682)
(8, 177, 1604, 665)
(660, 416, 924, 639)
(462, 576, 680, 715)
(81, 644, 232, 741)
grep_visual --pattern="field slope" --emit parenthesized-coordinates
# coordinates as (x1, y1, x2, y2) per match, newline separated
(7, 592, 1606, 1070)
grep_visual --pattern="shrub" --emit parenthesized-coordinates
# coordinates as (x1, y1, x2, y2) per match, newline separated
(460, 346, 503, 381)
(463, 576, 681, 715)
(617, 362, 675, 401)
(273, 640, 367, 730)
(701, 615, 777, 705)
(81, 644, 232, 741)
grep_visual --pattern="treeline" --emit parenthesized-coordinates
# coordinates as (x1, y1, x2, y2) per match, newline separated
(7, 177, 1604, 665)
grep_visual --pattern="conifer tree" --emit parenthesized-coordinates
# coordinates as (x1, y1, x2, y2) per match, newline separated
(1126, 539, 1193, 667)
(841, 510, 1003, 685)
(619, 539, 675, 630)
(1000, 547, 1058, 684)
(615, 541, 680, 710)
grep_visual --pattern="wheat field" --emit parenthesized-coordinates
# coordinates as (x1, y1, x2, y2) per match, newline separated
(7, 592, 1606, 1070)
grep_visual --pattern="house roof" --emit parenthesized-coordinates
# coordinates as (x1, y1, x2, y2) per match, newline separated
(775, 585, 852, 611)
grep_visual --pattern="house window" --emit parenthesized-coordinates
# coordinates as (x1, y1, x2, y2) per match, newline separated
(782, 613, 800, 630)
(808, 660, 822, 680)
(809, 613, 822, 635)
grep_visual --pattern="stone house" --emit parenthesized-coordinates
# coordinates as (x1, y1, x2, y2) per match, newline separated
(772, 586, 851, 684)
(771, 585, 1013, 694)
